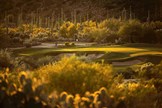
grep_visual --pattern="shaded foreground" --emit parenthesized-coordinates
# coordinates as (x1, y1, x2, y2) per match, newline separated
(0, 56, 162, 108)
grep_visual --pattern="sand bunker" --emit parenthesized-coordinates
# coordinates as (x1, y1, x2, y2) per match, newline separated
(112, 60, 142, 66)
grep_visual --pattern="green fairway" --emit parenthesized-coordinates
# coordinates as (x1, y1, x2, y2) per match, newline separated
(12, 45, 162, 64)
(13, 45, 162, 56)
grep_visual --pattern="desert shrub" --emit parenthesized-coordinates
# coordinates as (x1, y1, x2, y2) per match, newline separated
(81, 24, 110, 43)
(8, 25, 56, 44)
(32, 30, 50, 39)
(70, 42, 75, 46)
(29, 37, 41, 46)
(34, 56, 113, 94)
(65, 42, 70, 46)
(0, 35, 11, 48)
(64, 42, 75, 47)
(32, 41, 41, 46)
(59, 21, 78, 39)
(141, 23, 157, 43)
(156, 30, 162, 43)
(0, 71, 50, 108)
(0, 50, 23, 70)
(8, 27, 31, 47)
(99, 18, 123, 32)
(37, 56, 55, 66)
(110, 81, 156, 108)
(82, 20, 97, 28)
(88, 19, 123, 43)
(0, 49, 14, 69)
(23, 40, 32, 48)
(150, 21, 162, 30)
(115, 68, 137, 79)
(17, 24, 33, 34)
(0, 27, 11, 48)
(138, 62, 162, 80)
(138, 62, 162, 107)
(1, 61, 162, 108)
(23, 37, 41, 48)
(22, 57, 38, 69)
(80, 20, 97, 41)
(118, 20, 143, 43)
(22, 56, 56, 69)
(103, 31, 119, 43)
(0, 70, 158, 108)
(23, 25, 53, 41)
(138, 62, 155, 79)
(12, 37, 23, 43)
(92, 27, 109, 43)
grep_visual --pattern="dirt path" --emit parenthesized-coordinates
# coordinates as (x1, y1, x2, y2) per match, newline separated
(32, 42, 96, 48)
(32, 43, 56, 48)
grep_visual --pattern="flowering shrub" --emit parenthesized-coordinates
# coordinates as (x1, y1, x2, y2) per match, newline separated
(0, 53, 162, 108)
(59, 21, 78, 39)
(34, 56, 113, 94)
(99, 19, 123, 32)
(1, 19, 161, 45)
(0, 68, 159, 108)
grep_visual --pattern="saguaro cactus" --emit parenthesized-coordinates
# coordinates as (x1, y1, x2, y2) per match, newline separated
(122, 8, 127, 20)
(4, 12, 9, 36)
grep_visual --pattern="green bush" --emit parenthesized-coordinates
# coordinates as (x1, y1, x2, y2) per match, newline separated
(0, 28, 11, 48)
(99, 18, 123, 32)
(141, 61, 162, 80)
(0, 69, 158, 108)
(0, 50, 24, 70)
(156, 30, 162, 43)
(37, 56, 55, 66)
(59, 21, 78, 39)
(103, 31, 119, 43)
(150, 21, 162, 30)
(0, 49, 14, 69)
(70, 42, 75, 46)
(64, 42, 75, 47)
(141, 23, 157, 43)
(0, 35, 10, 48)
(81, 20, 98, 42)
(0, 71, 49, 108)
(21, 56, 56, 69)
(115, 67, 137, 79)
(139, 62, 155, 79)
(65, 42, 70, 46)
(34, 56, 113, 94)
(1, 59, 162, 108)
(82, 26, 109, 42)
(118, 20, 143, 43)
(23, 39, 33, 48)
(92, 28, 109, 43)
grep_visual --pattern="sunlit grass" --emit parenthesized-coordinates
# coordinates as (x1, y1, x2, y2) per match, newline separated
(13, 45, 162, 65)
(14, 45, 159, 56)
(130, 51, 162, 57)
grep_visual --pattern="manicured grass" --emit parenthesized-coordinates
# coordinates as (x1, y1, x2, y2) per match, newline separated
(13, 45, 156, 56)
(98, 52, 162, 62)
(13, 44, 162, 63)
